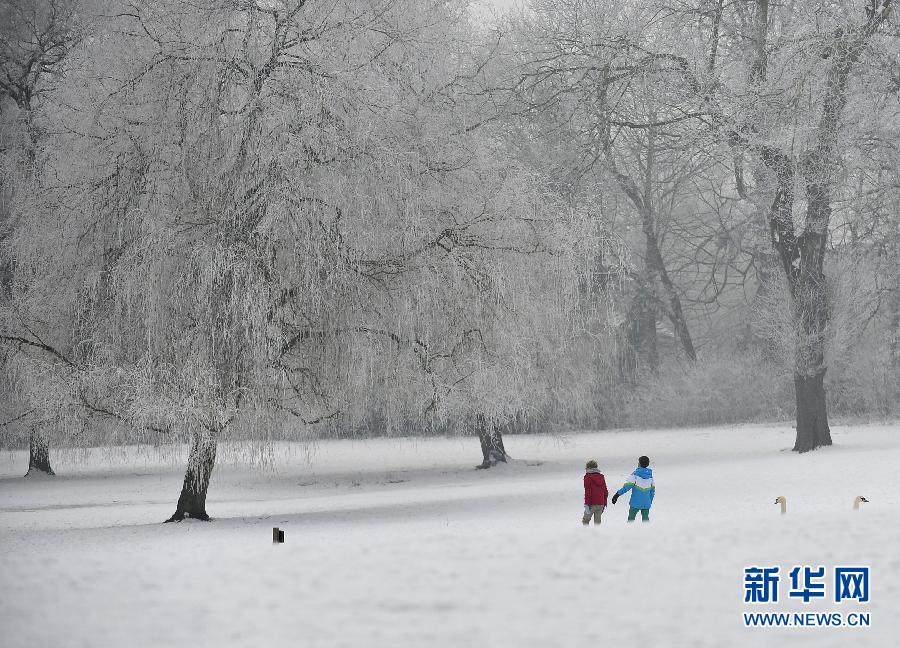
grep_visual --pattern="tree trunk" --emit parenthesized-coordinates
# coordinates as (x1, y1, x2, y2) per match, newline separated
(645, 231, 697, 362)
(639, 127, 696, 362)
(165, 433, 217, 522)
(627, 282, 658, 371)
(475, 413, 507, 469)
(789, 198, 831, 450)
(761, 147, 834, 453)
(748, 248, 780, 361)
(25, 429, 54, 476)
(793, 370, 832, 452)
(706, 0, 725, 72)
(890, 280, 899, 368)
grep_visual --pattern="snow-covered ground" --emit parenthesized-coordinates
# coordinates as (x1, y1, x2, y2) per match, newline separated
(1, 422, 898, 648)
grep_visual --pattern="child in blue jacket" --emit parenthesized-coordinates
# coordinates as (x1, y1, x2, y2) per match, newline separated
(611, 455, 655, 522)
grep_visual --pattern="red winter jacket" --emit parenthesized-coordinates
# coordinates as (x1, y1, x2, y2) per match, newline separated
(584, 471, 609, 506)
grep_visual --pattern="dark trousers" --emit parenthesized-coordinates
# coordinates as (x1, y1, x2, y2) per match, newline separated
(627, 507, 650, 522)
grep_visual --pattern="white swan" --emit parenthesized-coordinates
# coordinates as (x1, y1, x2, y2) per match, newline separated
(853, 496, 869, 510)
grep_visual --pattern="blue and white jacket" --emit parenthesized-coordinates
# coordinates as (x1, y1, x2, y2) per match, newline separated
(616, 467, 655, 509)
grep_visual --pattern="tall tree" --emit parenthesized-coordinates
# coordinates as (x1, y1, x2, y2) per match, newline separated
(728, 0, 894, 451)
(500, 0, 896, 443)
(501, 0, 704, 367)
(14, 0, 588, 518)
(0, 0, 80, 475)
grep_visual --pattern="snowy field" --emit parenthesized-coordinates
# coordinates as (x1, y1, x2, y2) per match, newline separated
(1, 422, 899, 648)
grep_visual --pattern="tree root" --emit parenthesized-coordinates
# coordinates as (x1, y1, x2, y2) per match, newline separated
(164, 510, 212, 523)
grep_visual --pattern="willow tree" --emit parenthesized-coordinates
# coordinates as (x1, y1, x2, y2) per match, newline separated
(0, 0, 81, 475)
(19, 0, 589, 519)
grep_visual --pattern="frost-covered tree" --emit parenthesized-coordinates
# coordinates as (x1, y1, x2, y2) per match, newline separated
(707, 0, 895, 451)
(0, 0, 81, 475)
(499, 0, 711, 371)
(506, 0, 896, 450)
(10, 0, 597, 519)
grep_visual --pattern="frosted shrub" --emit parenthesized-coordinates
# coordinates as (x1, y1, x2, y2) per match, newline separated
(624, 352, 793, 428)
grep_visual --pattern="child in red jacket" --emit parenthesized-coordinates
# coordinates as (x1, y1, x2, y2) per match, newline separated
(582, 459, 609, 525)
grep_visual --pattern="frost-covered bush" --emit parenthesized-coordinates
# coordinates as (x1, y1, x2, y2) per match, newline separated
(623, 351, 794, 428)
(827, 334, 900, 419)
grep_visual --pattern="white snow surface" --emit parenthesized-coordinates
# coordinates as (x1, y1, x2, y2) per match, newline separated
(1, 422, 899, 648)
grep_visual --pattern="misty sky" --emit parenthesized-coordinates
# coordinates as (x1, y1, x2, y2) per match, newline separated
(473, 0, 522, 16)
